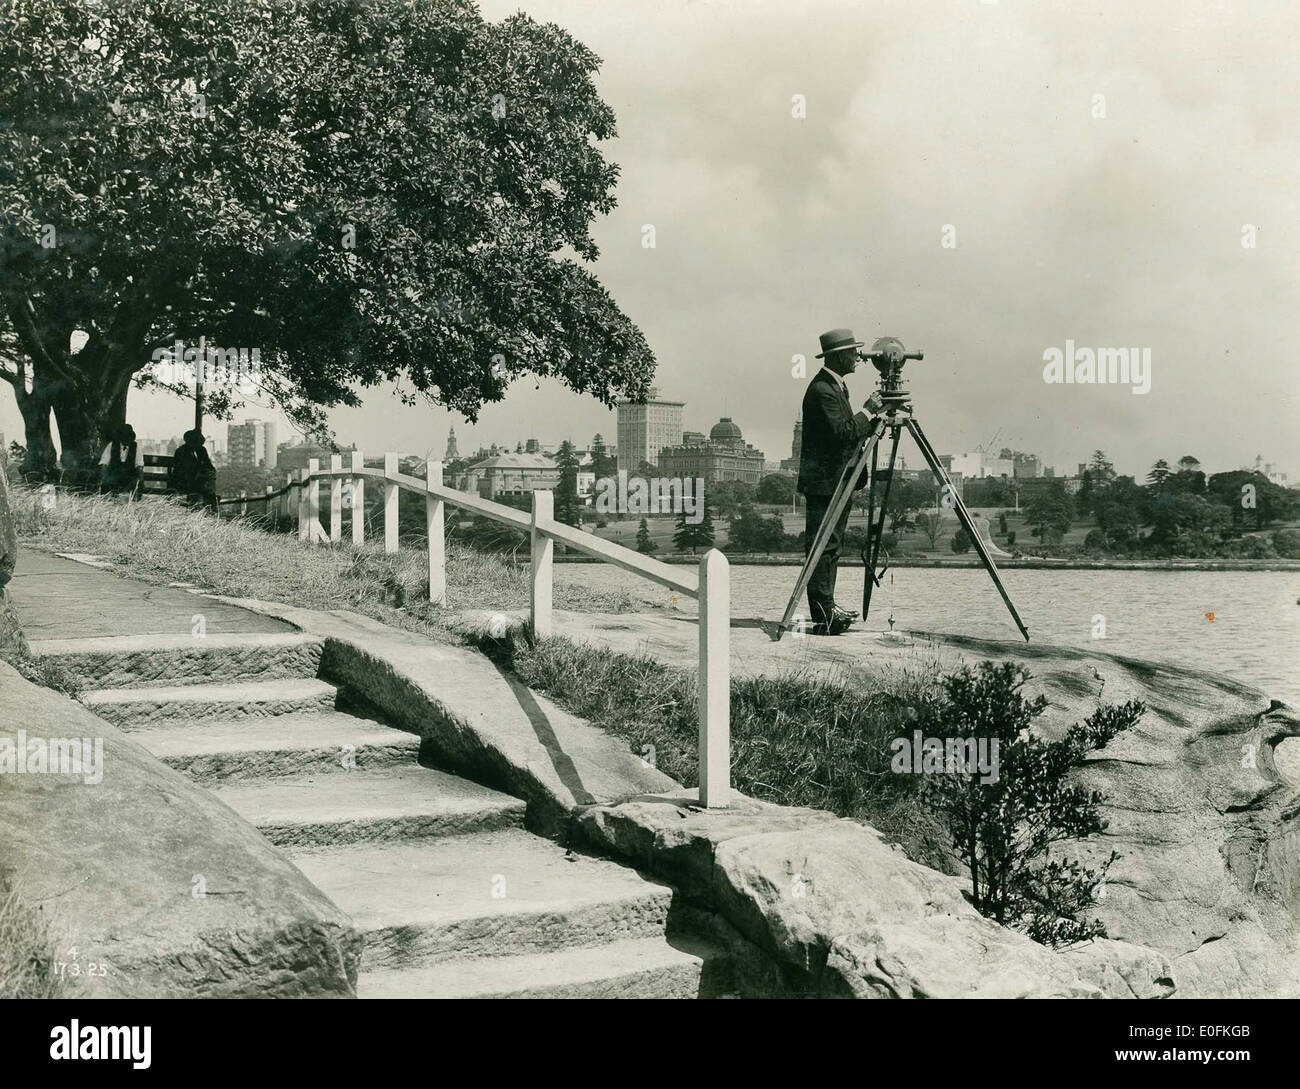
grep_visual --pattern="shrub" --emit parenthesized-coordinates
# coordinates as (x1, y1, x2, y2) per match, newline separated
(1272, 529, 1300, 559)
(950, 528, 971, 553)
(917, 662, 1144, 946)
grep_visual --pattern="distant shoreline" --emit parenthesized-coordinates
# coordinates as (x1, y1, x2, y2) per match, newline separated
(553, 553, 1300, 572)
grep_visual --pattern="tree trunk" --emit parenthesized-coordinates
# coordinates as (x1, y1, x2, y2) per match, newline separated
(50, 368, 133, 489)
(13, 385, 58, 482)
(50, 390, 105, 488)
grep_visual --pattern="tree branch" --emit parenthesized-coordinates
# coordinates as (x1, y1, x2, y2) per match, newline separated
(1, 290, 75, 385)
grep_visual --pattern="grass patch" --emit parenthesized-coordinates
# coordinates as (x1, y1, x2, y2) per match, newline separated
(11, 487, 635, 644)
(3, 651, 82, 699)
(0, 871, 71, 998)
(470, 630, 961, 873)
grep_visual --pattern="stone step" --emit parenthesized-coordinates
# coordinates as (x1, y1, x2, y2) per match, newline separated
(138, 712, 422, 782)
(81, 677, 337, 728)
(357, 934, 734, 998)
(211, 765, 526, 848)
(288, 828, 675, 970)
(29, 632, 323, 689)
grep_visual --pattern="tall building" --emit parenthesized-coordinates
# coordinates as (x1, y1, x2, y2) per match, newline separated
(616, 387, 684, 473)
(227, 419, 277, 468)
(1012, 453, 1042, 478)
(657, 417, 766, 485)
(779, 420, 802, 474)
(444, 427, 459, 460)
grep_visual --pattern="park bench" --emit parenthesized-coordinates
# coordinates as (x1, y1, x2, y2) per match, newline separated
(141, 454, 175, 495)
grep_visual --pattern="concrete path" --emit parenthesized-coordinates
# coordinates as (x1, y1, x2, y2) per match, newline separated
(8, 551, 291, 639)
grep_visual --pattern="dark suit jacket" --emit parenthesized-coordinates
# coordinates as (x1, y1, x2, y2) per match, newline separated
(796, 368, 874, 496)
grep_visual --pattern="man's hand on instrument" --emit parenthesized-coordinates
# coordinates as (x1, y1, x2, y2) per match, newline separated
(864, 391, 884, 415)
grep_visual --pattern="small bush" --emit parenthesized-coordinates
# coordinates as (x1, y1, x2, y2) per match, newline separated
(916, 662, 1144, 946)
(950, 528, 971, 553)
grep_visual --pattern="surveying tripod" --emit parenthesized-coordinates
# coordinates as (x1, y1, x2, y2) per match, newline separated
(776, 338, 1029, 642)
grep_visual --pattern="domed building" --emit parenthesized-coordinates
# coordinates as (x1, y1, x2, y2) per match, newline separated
(709, 417, 744, 444)
(658, 417, 766, 485)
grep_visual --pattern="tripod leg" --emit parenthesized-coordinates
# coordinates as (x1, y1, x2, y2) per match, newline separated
(862, 439, 879, 567)
(905, 417, 1030, 641)
(777, 417, 885, 637)
(862, 425, 901, 619)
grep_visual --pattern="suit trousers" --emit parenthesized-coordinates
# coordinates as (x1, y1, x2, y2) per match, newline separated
(803, 493, 852, 625)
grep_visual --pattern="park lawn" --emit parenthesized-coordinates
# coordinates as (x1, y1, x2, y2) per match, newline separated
(8, 484, 956, 873)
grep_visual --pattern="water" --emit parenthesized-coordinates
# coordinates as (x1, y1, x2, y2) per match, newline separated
(555, 564, 1300, 707)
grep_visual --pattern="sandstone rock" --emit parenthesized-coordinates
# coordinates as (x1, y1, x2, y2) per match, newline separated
(0, 661, 362, 997)
(1058, 938, 1176, 999)
(576, 792, 1175, 997)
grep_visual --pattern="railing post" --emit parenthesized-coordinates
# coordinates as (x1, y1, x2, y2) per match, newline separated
(297, 469, 309, 540)
(264, 485, 272, 520)
(698, 548, 730, 808)
(383, 452, 399, 554)
(239, 489, 247, 517)
(329, 453, 343, 543)
(351, 450, 365, 546)
(427, 458, 445, 604)
(307, 458, 321, 541)
(530, 489, 553, 638)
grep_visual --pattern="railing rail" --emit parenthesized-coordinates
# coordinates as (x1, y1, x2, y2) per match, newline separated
(287, 454, 729, 807)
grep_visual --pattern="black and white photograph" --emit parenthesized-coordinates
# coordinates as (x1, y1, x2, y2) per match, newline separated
(0, 0, 1296, 1065)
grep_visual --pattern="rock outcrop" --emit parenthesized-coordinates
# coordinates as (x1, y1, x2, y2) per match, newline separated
(573, 789, 1174, 998)
(0, 660, 362, 997)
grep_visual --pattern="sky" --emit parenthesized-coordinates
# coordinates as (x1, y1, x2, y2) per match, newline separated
(5, 0, 1297, 480)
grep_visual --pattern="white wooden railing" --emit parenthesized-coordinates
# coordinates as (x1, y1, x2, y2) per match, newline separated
(287, 453, 731, 808)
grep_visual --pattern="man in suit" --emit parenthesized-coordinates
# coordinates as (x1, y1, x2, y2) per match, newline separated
(797, 328, 886, 634)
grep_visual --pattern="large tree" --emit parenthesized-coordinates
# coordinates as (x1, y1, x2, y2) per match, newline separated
(1, 0, 653, 480)
(1025, 480, 1073, 544)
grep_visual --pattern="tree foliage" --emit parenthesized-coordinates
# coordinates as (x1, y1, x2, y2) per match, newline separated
(634, 517, 655, 554)
(553, 440, 582, 527)
(1, 0, 653, 480)
(673, 504, 714, 554)
(726, 502, 785, 553)
(755, 472, 794, 506)
(1025, 481, 1073, 544)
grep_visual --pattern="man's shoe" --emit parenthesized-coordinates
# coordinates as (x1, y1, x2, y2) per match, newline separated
(827, 612, 855, 635)
(831, 605, 858, 624)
